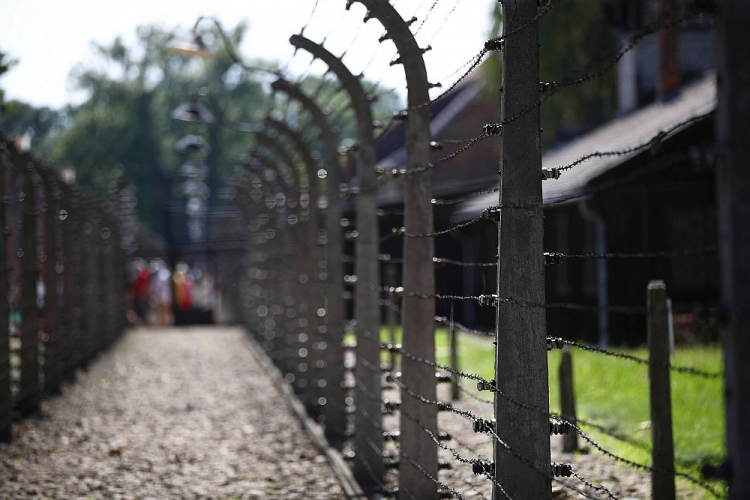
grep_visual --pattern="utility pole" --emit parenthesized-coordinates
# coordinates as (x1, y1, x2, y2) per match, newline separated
(493, 0, 551, 498)
(716, 1, 750, 497)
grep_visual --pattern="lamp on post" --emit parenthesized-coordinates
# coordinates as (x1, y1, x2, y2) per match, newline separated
(166, 16, 280, 78)
(172, 100, 213, 264)
(171, 102, 215, 124)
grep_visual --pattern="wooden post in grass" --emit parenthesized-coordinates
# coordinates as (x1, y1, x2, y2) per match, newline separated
(647, 280, 675, 500)
(449, 305, 460, 401)
(559, 348, 578, 452)
(386, 263, 398, 369)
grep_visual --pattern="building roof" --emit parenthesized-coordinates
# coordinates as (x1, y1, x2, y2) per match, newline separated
(374, 72, 500, 207)
(453, 72, 716, 221)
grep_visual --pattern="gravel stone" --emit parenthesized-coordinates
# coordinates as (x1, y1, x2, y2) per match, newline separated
(0, 327, 345, 500)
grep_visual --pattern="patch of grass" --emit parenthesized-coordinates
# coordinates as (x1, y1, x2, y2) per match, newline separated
(347, 325, 725, 497)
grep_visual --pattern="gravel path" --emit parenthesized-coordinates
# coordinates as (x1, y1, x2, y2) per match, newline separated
(0, 327, 345, 500)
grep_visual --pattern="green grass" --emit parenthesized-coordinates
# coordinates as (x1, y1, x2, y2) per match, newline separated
(347, 326, 726, 497)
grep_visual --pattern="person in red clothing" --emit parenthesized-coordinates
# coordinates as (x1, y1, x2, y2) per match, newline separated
(131, 259, 150, 324)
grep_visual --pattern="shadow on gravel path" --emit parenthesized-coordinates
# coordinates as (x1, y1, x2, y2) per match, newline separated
(0, 327, 344, 499)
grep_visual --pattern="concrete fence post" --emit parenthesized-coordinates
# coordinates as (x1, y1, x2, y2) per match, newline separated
(385, 263, 398, 370)
(254, 135, 305, 388)
(289, 32, 384, 482)
(264, 118, 323, 419)
(17, 155, 40, 417)
(493, 0, 551, 497)
(39, 168, 62, 395)
(349, 1, 436, 496)
(0, 143, 12, 442)
(716, 2, 750, 496)
(271, 78, 347, 447)
(247, 153, 292, 371)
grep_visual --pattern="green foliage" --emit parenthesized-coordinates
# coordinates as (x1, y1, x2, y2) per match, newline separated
(1, 24, 400, 237)
(438, 330, 725, 498)
(0, 99, 60, 156)
(487, 1, 618, 149)
(347, 323, 726, 497)
(0, 51, 17, 115)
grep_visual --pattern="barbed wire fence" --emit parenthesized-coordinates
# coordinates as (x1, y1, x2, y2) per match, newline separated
(0, 0, 740, 498)
(0, 136, 129, 443)
(218, 0, 737, 498)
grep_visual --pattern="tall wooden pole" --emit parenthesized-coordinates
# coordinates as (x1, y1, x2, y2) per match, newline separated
(647, 280, 675, 500)
(493, 0, 551, 498)
(716, 1, 750, 497)
(559, 349, 578, 453)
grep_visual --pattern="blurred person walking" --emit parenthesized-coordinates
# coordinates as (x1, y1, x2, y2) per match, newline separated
(150, 261, 173, 326)
(131, 259, 150, 324)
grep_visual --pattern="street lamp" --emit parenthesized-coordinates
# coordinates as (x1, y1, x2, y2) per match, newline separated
(165, 31, 214, 58)
(175, 134, 209, 154)
(171, 102, 214, 124)
(165, 16, 280, 77)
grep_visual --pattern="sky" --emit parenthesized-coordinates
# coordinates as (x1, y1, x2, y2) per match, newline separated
(0, 0, 498, 110)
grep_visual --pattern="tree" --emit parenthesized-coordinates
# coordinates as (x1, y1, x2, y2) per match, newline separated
(488, 0, 618, 149)
(1, 24, 400, 238)
(0, 51, 15, 114)
(46, 24, 270, 235)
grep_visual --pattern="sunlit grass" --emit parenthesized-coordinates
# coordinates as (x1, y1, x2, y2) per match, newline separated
(346, 325, 726, 497)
